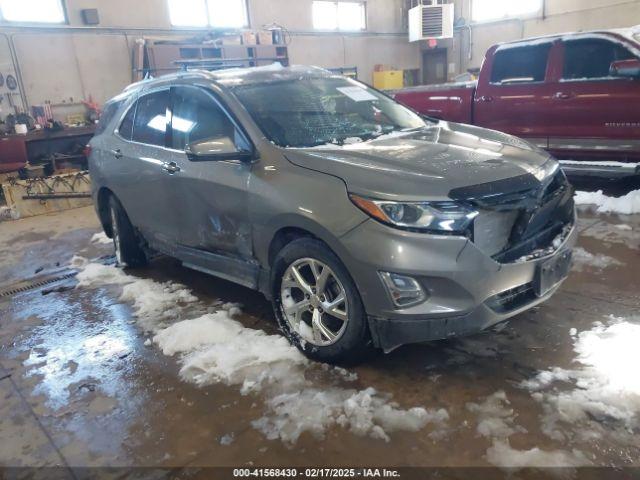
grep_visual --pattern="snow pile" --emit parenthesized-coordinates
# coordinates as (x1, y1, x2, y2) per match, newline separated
(76, 261, 131, 287)
(74, 259, 445, 443)
(154, 313, 307, 394)
(467, 391, 589, 468)
(614, 224, 632, 231)
(255, 387, 448, 444)
(120, 280, 198, 331)
(523, 317, 640, 444)
(486, 441, 590, 468)
(76, 260, 198, 331)
(574, 189, 640, 215)
(90, 232, 112, 245)
(467, 391, 526, 439)
(0, 206, 19, 221)
(571, 247, 622, 272)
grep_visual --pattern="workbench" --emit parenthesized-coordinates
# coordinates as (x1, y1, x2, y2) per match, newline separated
(0, 125, 95, 174)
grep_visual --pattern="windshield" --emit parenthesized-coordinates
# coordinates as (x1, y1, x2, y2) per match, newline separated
(231, 77, 426, 148)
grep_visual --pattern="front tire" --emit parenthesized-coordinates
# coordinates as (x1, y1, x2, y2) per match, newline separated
(108, 196, 147, 268)
(271, 238, 372, 364)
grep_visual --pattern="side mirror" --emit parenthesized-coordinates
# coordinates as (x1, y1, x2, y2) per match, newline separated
(610, 59, 640, 79)
(186, 136, 254, 162)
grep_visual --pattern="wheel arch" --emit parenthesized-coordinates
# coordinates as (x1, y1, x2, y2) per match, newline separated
(263, 214, 355, 270)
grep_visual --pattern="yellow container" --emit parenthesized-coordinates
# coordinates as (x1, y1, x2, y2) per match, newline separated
(373, 70, 404, 90)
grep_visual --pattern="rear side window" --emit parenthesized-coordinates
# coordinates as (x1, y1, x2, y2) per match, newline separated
(170, 86, 240, 151)
(118, 103, 135, 140)
(563, 38, 636, 80)
(491, 44, 552, 84)
(95, 100, 122, 135)
(132, 90, 170, 147)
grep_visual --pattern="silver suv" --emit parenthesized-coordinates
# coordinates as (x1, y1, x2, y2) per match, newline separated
(89, 65, 576, 363)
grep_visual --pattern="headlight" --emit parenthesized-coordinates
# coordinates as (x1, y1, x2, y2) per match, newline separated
(349, 194, 478, 234)
(532, 159, 559, 181)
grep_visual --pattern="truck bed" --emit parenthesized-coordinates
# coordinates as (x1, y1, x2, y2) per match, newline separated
(392, 81, 476, 124)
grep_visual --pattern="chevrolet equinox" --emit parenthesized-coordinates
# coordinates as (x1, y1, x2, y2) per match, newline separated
(89, 65, 576, 363)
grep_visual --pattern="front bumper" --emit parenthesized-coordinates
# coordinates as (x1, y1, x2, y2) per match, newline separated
(339, 218, 578, 352)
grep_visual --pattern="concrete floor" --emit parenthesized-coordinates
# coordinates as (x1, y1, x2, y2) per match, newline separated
(0, 193, 639, 475)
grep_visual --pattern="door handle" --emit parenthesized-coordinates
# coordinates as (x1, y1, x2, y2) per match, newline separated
(162, 161, 181, 174)
(112, 149, 123, 159)
(479, 95, 494, 102)
(553, 92, 572, 100)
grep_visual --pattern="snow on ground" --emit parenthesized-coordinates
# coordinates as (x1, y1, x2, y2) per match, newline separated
(574, 189, 640, 215)
(522, 317, 640, 446)
(579, 220, 639, 248)
(571, 247, 623, 272)
(90, 232, 112, 245)
(485, 441, 590, 469)
(73, 259, 448, 444)
(255, 387, 448, 443)
(466, 391, 589, 468)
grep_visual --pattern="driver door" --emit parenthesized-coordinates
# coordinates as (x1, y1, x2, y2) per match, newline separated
(166, 84, 255, 262)
(549, 36, 640, 157)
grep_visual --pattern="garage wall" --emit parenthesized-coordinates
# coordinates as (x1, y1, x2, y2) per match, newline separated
(449, 0, 640, 74)
(0, 0, 420, 113)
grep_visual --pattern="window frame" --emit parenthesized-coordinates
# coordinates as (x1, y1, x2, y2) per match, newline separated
(114, 95, 139, 142)
(471, 0, 542, 24)
(559, 35, 640, 84)
(489, 42, 553, 86)
(115, 87, 171, 149)
(0, 0, 68, 25)
(168, 84, 255, 159)
(167, 0, 250, 29)
(312, 1, 367, 32)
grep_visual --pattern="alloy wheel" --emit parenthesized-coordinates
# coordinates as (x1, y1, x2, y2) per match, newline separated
(280, 258, 349, 346)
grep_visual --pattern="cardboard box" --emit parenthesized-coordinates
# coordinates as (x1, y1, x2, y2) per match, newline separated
(242, 31, 257, 45)
(221, 35, 242, 45)
(257, 31, 273, 45)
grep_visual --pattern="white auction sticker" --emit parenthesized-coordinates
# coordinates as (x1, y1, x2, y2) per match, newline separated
(337, 86, 377, 102)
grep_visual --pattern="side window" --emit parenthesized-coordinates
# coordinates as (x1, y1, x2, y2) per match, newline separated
(170, 86, 247, 153)
(132, 90, 170, 147)
(563, 38, 636, 80)
(491, 44, 552, 84)
(118, 102, 136, 140)
(95, 100, 122, 135)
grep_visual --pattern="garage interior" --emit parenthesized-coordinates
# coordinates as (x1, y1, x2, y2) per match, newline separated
(1, 0, 639, 477)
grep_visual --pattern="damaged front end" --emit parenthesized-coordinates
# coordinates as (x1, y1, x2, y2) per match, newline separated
(451, 168, 575, 264)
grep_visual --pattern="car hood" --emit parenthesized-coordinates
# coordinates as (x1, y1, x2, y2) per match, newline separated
(284, 122, 553, 201)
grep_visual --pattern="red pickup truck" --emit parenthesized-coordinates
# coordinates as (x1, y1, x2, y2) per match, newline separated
(394, 28, 640, 178)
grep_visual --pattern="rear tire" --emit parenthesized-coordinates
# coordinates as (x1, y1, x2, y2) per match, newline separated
(271, 238, 372, 364)
(108, 195, 147, 268)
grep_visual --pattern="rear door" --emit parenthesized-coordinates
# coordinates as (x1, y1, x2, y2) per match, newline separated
(474, 41, 556, 146)
(167, 84, 254, 260)
(110, 88, 180, 250)
(548, 35, 640, 159)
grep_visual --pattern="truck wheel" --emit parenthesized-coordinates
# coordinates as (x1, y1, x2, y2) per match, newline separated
(108, 195, 147, 268)
(272, 238, 372, 364)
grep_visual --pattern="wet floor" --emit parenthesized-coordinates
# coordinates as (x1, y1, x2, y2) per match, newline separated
(0, 186, 639, 476)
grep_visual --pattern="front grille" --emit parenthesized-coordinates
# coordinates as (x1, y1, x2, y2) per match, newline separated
(486, 283, 536, 313)
(464, 170, 574, 263)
